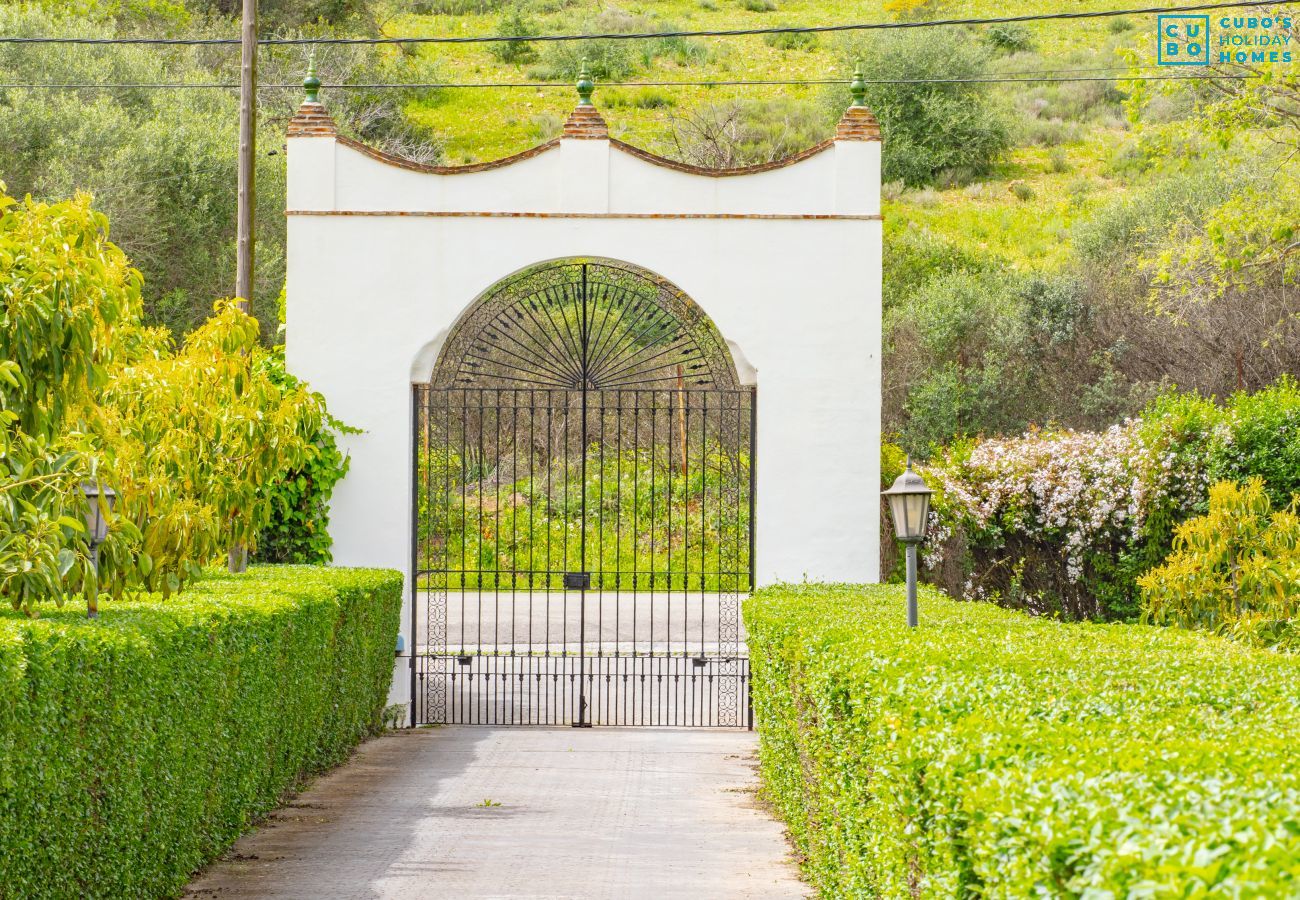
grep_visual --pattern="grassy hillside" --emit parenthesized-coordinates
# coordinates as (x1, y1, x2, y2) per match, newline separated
(1, 0, 1293, 444)
(371, 0, 1142, 273)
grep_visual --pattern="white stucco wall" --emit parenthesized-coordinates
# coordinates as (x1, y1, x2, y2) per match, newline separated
(285, 124, 882, 709)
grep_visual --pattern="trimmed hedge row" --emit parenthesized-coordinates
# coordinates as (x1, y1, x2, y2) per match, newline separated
(745, 584, 1300, 897)
(0, 565, 402, 899)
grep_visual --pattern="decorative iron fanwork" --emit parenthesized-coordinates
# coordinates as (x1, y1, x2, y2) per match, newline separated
(432, 260, 740, 392)
(413, 260, 754, 728)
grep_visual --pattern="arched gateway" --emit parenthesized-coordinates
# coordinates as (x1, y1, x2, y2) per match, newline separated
(284, 79, 883, 727)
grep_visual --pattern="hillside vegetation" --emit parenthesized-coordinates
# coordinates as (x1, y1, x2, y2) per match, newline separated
(1, 0, 1295, 443)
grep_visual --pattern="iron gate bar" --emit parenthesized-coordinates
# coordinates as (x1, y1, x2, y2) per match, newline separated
(576, 267, 589, 727)
(413, 260, 753, 727)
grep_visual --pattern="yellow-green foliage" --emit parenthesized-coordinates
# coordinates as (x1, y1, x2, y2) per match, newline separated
(0, 188, 142, 437)
(0, 189, 142, 613)
(0, 185, 342, 611)
(745, 584, 1300, 897)
(93, 301, 328, 596)
(1140, 478, 1300, 647)
(0, 565, 402, 899)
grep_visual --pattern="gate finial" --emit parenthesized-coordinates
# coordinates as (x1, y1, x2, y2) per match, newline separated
(835, 62, 880, 141)
(563, 57, 607, 137)
(304, 51, 322, 104)
(849, 62, 866, 108)
(576, 58, 595, 107)
(288, 50, 336, 136)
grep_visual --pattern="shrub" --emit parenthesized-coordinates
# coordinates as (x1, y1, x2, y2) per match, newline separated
(252, 352, 352, 565)
(921, 378, 1300, 626)
(1008, 180, 1035, 200)
(764, 28, 817, 50)
(0, 565, 402, 899)
(630, 87, 675, 109)
(746, 583, 1300, 897)
(1209, 375, 1300, 510)
(886, 270, 1091, 450)
(1140, 478, 1300, 646)
(490, 5, 539, 65)
(667, 99, 828, 169)
(830, 29, 1011, 186)
(531, 9, 706, 81)
(983, 22, 1034, 51)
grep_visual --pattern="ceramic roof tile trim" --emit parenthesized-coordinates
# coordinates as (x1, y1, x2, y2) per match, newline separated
(286, 58, 879, 163)
(287, 102, 337, 137)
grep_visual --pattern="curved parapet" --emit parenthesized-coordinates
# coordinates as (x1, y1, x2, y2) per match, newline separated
(286, 86, 880, 218)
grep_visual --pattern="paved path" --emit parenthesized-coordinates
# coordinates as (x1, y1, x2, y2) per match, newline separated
(185, 727, 806, 900)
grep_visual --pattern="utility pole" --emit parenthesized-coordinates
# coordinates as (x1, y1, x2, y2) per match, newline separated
(235, 0, 257, 314)
(230, 0, 257, 575)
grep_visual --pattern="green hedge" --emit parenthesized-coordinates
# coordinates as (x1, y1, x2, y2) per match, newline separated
(0, 565, 402, 899)
(746, 584, 1300, 897)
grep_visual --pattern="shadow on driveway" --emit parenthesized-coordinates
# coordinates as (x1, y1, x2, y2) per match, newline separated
(184, 727, 805, 899)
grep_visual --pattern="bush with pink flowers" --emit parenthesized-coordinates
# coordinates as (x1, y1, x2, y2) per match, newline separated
(914, 377, 1299, 622)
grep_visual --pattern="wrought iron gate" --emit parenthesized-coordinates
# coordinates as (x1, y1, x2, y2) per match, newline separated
(411, 261, 754, 727)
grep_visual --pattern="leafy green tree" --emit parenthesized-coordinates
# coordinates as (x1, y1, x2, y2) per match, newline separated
(491, 5, 539, 65)
(93, 302, 330, 594)
(886, 270, 1098, 448)
(828, 29, 1012, 185)
(0, 182, 348, 608)
(0, 188, 149, 612)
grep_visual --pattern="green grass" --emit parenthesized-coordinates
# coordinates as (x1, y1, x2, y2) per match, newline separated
(419, 446, 751, 590)
(368, 0, 1148, 273)
(745, 583, 1300, 896)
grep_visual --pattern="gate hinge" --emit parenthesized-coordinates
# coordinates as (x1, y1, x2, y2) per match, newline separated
(563, 572, 591, 589)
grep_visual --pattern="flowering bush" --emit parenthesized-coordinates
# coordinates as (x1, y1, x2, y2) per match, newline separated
(917, 379, 1298, 622)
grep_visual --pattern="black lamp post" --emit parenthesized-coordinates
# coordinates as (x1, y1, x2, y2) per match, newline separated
(882, 461, 932, 628)
(81, 481, 117, 619)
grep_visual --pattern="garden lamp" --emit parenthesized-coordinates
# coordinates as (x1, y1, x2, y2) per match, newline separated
(80, 481, 117, 619)
(883, 461, 932, 628)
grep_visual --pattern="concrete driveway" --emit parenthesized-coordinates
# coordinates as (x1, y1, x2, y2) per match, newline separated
(184, 727, 806, 900)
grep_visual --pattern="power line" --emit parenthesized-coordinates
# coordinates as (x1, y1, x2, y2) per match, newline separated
(0, 0, 1294, 46)
(0, 74, 1259, 90)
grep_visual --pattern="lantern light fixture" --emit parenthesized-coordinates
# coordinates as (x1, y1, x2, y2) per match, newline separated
(882, 460, 932, 628)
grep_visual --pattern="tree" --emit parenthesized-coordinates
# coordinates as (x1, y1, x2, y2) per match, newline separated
(828, 29, 1012, 185)
(0, 184, 346, 610)
(92, 302, 329, 596)
(0, 189, 141, 613)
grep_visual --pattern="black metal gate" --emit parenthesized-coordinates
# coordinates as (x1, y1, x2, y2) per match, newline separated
(411, 261, 754, 727)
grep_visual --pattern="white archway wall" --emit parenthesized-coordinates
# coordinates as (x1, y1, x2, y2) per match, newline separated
(285, 131, 882, 708)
